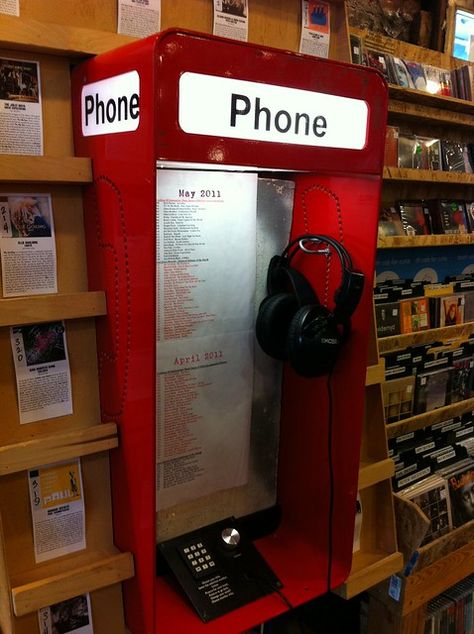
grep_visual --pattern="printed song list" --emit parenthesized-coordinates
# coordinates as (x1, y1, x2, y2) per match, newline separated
(156, 170, 257, 510)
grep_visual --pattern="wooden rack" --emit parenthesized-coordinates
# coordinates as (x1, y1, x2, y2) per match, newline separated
(0, 5, 135, 633)
(352, 23, 474, 632)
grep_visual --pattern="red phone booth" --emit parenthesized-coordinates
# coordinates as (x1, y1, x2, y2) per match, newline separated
(72, 30, 387, 634)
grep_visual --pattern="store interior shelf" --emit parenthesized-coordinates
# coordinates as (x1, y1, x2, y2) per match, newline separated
(358, 459, 395, 491)
(0, 156, 92, 184)
(0, 423, 118, 476)
(386, 397, 474, 439)
(11, 551, 134, 617)
(366, 361, 385, 386)
(335, 551, 403, 600)
(388, 85, 474, 115)
(377, 234, 474, 249)
(383, 166, 474, 184)
(0, 291, 106, 327)
(0, 14, 135, 56)
(388, 98, 474, 129)
(378, 322, 474, 354)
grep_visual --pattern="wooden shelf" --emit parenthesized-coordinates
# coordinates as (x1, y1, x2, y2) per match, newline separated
(366, 361, 385, 386)
(389, 85, 474, 116)
(383, 166, 474, 185)
(378, 322, 474, 354)
(359, 459, 395, 490)
(335, 551, 403, 600)
(0, 156, 92, 184)
(0, 424, 118, 476)
(402, 533, 474, 616)
(386, 397, 474, 439)
(388, 98, 474, 129)
(11, 551, 134, 617)
(377, 234, 474, 249)
(0, 291, 106, 327)
(0, 14, 136, 56)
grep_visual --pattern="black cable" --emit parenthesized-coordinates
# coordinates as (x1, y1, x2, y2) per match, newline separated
(326, 369, 335, 594)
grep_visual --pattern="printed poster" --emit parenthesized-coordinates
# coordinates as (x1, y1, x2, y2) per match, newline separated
(0, 0, 19, 15)
(213, 0, 248, 42)
(299, 0, 331, 58)
(38, 594, 93, 634)
(0, 57, 43, 154)
(117, 0, 160, 38)
(0, 193, 57, 297)
(28, 459, 86, 563)
(156, 169, 257, 509)
(10, 321, 73, 424)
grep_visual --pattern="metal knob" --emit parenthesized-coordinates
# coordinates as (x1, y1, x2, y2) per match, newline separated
(221, 527, 240, 549)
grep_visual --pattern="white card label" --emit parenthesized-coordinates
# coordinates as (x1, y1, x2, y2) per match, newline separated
(179, 72, 368, 150)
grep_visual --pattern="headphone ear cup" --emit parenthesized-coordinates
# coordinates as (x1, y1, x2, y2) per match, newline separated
(288, 305, 342, 377)
(256, 292, 299, 360)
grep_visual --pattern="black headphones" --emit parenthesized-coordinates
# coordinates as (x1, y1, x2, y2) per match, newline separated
(255, 234, 365, 377)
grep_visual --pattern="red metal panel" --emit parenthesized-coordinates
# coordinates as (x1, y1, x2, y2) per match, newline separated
(71, 30, 387, 634)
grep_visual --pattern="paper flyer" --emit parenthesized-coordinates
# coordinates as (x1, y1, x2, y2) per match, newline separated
(213, 0, 248, 42)
(0, 57, 43, 154)
(0, 193, 57, 297)
(156, 169, 257, 509)
(0, 0, 19, 15)
(38, 594, 93, 634)
(117, 0, 160, 38)
(10, 321, 73, 424)
(28, 459, 86, 563)
(299, 0, 331, 58)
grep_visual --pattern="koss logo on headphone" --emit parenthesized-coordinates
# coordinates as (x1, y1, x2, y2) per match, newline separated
(255, 234, 364, 378)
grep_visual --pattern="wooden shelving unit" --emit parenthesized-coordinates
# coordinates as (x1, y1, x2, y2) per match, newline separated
(378, 322, 474, 353)
(352, 22, 474, 632)
(0, 5, 134, 633)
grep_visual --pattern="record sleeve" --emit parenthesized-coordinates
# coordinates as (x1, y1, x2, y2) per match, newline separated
(390, 57, 414, 88)
(378, 206, 404, 237)
(404, 60, 428, 91)
(365, 48, 391, 83)
(444, 460, 474, 527)
(414, 367, 452, 414)
(399, 474, 452, 545)
(382, 375, 415, 423)
(384, 126, 399, 167)
(441, 140, 466, 172)
(400, 297, 430, 333)
(465, 201, 474, 232)
(398, 135, 417, 168)
(375, 301, 400, 337)
(464, 292, 474, 322)
(397, 200, 432, 235)
(440, 294, 465, 326)
(429, 199, 469, 235)
(413, 137, 441, 171)
(448, 356, 474, 404)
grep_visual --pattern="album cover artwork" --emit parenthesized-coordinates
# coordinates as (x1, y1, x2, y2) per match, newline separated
(430, 200, 469, 234)
(397, 200, 432, 235)
(390, 57, 415, 88)
(365, 48, 391, 83)
(350, 34, 363, 65)
(464, 292, 474, 322)
(466, 201, 474, 232)
(414, 368, 452, 414)
(400, 297, 430, 333)
(440, 295, 465, 326)
(446, 461, 474, 527)
(400, 475, 452, 545)
(413, 137, 441, 171)
(441, 140, 466, 172)
(404, 61, 428, 91)
(398, 135, 417, 169)
(449, 356, 474, 403)
(382, 375, 415, 423)
(384, 126, 399, 167)
(378, 206, 404, 237)
(375, 302, 400, 337)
